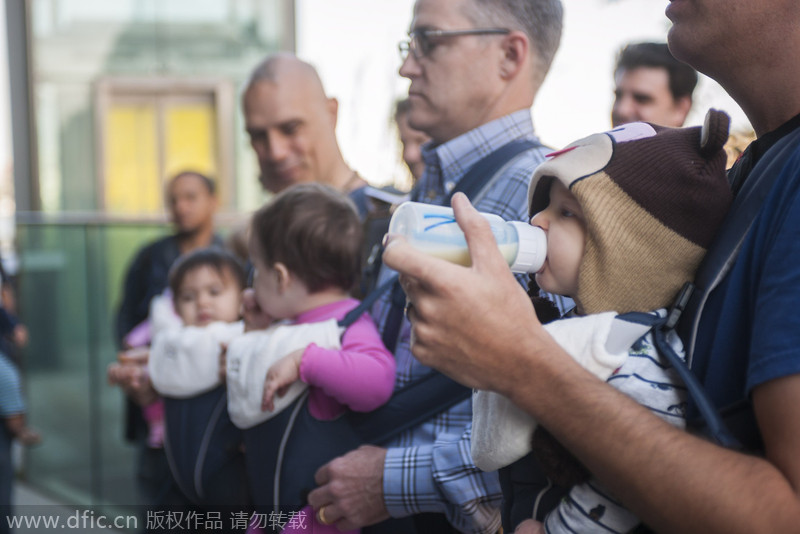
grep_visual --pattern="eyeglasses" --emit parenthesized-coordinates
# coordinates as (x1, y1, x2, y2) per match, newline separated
(398, 28, 510, 61)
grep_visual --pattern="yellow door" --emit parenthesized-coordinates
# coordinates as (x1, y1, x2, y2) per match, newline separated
(103, 94, 218, 215)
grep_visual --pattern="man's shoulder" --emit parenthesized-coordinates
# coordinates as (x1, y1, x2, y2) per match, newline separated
(127, 235, 179, 270)
(347, 185, 370, 220)
(472, 140, 549, 219)
(755, 127, 800, 203)
(499, 142, 551, 171)
(137, 234, 177, 253)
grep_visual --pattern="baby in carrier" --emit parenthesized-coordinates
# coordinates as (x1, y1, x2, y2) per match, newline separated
(109, 248, 245, 452)
(225, 183, 396, 534)
(471, 110, 734, 533)
(140, 248, 249, 513)
(147, 248, 246, 400)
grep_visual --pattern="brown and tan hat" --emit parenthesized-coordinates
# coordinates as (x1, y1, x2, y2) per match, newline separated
(528, 109, 733, 315)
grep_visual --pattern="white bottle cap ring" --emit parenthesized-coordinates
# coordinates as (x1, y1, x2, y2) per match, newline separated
(508, 222, 546, 273)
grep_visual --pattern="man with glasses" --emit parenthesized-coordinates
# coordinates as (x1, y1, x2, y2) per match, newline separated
(307, 1, 563, 533)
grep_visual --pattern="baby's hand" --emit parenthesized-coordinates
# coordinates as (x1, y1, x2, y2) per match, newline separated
(117, 346, 149, 365)
(17, 427, 41, 447)
(514, 519, 545, 534)
(107, 361, 136, 386)
(108, 361, 158, 406)
(262, 349, 304, 412)
(242, 288, 274, 331)
(107, 362, 123, 385)
(12, 324, 28, 347)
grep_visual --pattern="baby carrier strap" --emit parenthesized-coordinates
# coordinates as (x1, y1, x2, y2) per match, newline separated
(253, 277, 473, 512)
(370, 139, 544, 444)
(345, 280, 472, 438)
(616, 311, 742, 450)
(678, 128, 800, 365)
(162, 385, 248, 506)
(349, 369, 472, 444)
(339, 275, 399, 329)
(679, 127, 800, 364)
(430, 138, 542, 203)
(382, 138, 542, 353)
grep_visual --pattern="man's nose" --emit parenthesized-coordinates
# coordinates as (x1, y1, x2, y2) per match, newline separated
(399, 53, 421, 79)
(612, 96, 636, 125)
(267, 133, 291, 162)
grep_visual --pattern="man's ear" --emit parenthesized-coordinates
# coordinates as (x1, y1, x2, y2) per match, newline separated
(327, 97, 339, 129)
(499, 30, 529, 80)
(273, 262, 292, 293)
(672, 95, 693, 126)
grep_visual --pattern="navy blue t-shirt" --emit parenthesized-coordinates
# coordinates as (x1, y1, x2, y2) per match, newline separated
(692, 122, 800, 447)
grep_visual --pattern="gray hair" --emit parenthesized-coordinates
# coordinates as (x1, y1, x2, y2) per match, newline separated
(462, 0, 563, 88)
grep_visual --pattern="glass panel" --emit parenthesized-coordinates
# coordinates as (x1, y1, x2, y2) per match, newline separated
(18, 223, 96, 502)
(35, 82, 97, 213)
(35, 83, 62, 212)
(98, 224, 167, 509)
(16, 219, 236, 509)
(17, 221, 169, 508)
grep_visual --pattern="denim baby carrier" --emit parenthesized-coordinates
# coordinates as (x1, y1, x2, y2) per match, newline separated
(241, 276, 472, 516)
(162, 386, 249, 506)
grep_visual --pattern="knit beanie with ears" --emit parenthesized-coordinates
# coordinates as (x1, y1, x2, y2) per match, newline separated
(528, 109, 733, 315)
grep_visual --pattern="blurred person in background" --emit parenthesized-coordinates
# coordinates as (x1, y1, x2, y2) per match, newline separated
(611, 41, 697, 128)
(0, 259, 39, 534)
(724, 127, 757, 169)
(112, 171, 222, 530)
(394, 98, 430, 184)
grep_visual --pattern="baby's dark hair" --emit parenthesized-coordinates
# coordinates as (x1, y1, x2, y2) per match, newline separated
(168, 247, 247, 300)
(250, 183, 363, 293)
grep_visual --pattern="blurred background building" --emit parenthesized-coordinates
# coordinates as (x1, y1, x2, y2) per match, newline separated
(4, 0, 296, 512)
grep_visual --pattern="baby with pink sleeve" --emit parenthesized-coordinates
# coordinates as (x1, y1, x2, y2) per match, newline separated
(236, 184, 395, 534)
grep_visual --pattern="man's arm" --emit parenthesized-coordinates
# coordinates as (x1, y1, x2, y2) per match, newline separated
(308, 423, 502, 534)
(115, 247, 151, 347)
(381, 422, 502, 533)
(383, 192, 800, 533)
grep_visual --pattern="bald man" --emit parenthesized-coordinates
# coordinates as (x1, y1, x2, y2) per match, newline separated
(242, 53, 368, 210)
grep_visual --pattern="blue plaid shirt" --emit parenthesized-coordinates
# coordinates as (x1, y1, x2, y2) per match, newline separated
(372, 110, 551, 533)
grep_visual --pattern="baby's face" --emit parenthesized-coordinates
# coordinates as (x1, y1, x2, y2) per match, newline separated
(174, 265, 242, 327)
(530, 180, 586, 299)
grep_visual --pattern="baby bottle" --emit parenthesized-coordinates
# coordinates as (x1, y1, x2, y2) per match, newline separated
(388, 202, 546, 273)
